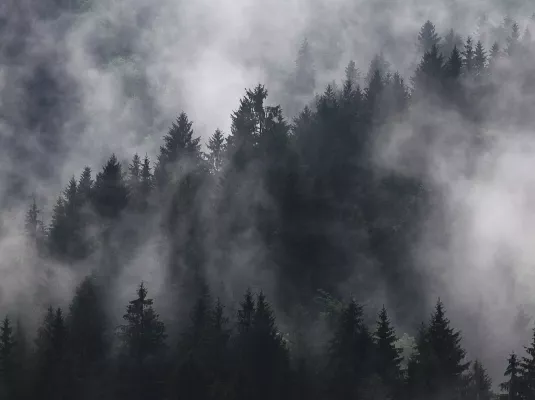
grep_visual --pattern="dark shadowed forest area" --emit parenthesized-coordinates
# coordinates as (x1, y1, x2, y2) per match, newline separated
(4, 1, 535, 400)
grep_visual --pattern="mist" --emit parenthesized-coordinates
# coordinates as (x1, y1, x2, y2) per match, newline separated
(1, 0, 535, 394)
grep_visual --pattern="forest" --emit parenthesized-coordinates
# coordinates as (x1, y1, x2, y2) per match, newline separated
(1, 8, 535, 400)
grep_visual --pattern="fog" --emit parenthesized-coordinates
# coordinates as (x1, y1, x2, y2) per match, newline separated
(0, 0, 535, 385)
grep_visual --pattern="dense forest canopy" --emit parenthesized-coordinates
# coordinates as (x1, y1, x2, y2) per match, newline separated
(2, 0, 535, 399)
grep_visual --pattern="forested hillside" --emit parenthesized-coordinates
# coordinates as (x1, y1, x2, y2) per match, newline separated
(2, 10, 535, 400)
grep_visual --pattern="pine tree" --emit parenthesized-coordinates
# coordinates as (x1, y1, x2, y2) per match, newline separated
(25, 197, 45, 251)
(48, 196, 67, 256)
(140, 154, 153, 200)
(294, 38, 315, 96)
(67, 276, 108, 396)
(237, 288, 255, 334)
(474, 41, 487, 75)
(154, 112, 202, 188)
(463, 36, 475, 73)
(467, 360, 492, 400)
(34, 307, 69, 400)
(412, 44, 444, 96)
(442, 29, 463, 58)
(500, 353, 521, 400)
(327, 299, 374, 399)
(426, 299, 469, 397)
(507, 22, 520, 56)
(345, 60, 360, 88)
(206, 129, 226, 174)
(92, 154, 129, 219)
(374, 306, 403, 392)
(444, 45, 463, 80)
(418, 20, 441, 54)
(0, 316, 15, 397)
(78, 166, 93, 203)
(117, 282, 166, 363)
(521, 326, 535, 399)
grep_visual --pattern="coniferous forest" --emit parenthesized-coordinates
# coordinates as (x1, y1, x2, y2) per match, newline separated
(5, 5, 535, 400)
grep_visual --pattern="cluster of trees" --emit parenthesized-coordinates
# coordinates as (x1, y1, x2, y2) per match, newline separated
(0, 277, 505, 400)
(12, 14, 535, 400)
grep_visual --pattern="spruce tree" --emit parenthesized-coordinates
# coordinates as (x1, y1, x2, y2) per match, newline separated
(77, 166, 93, 203)
(67, 276, 108, 396)
(521, 326, 535, 399)
(444, 45, 463, 80)
(462, 36, 475, 73)
(237, 288, 255, 334)
(327, 299, 374, 399)
(34, 307, 69, 400)
(0, 316, 15, 397)
(344, 60, 360, 88)
(507, 22, 520, 56)
(92, 154, 129, 219)
(206, 129, 226, 174)
(374, 306, 403, 392)
(140, 154, 153, 201)
(417, 20, 441, 54)
(474, 41, 487, 75)
(412, 44, 444, 96)
(500, 353, 521, 400)
(426, 299, 469, 397)
(467, 360, 492, 400)
(294, 38, 315, 96)
(154, 112, 203, 188)
(25, 198, 45, 252)
(117, 282, 166, 363)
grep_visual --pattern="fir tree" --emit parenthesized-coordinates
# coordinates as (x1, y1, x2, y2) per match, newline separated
(507, 22, 521, 56)
(92, 154, 129, 219)
(474, 41, 487, 75)
(418, 20, 441, 54)
(67, 276, 108, 396)
(442, 29, 463, 58)
(467, 360, 492, 400)
(117, 282, 167, 363)
(78, 166, 93, 203)
(374, 306, 403, 392)
(521, 326, 535, 399)
(412, 44, 444, 96)
(444, 45, 463, 80)
(294, 38, 315, 96)
(426, 299, 469, 397)
(0, 316, 15, 397)
(237, 288, 255, 334)
(345, 60, 360, 88)
(463, 36, 475, 73)
(500, 353, 521, 400)
(327, 299, 374, 399)
(206, 129, 226, 174)
(155, 112, 203, 188)
(25, 197, 45, 251)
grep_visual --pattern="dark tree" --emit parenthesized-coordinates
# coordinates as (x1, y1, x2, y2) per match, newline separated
(116, 283, 167, 400)
(67, 276, 109, 399)
(466, 360, 493, 400)
(327, 299, 374, 399)
(374, 306, 403, 394)
(206, 129, 226, 174)
(521, 326, 535, 399)
(25, 198, 45, 252)
(418, 20, 441, 54)
(92, 154, 129, 219)
(500, 353, 521, 400)
(0, 317, 15, 398)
